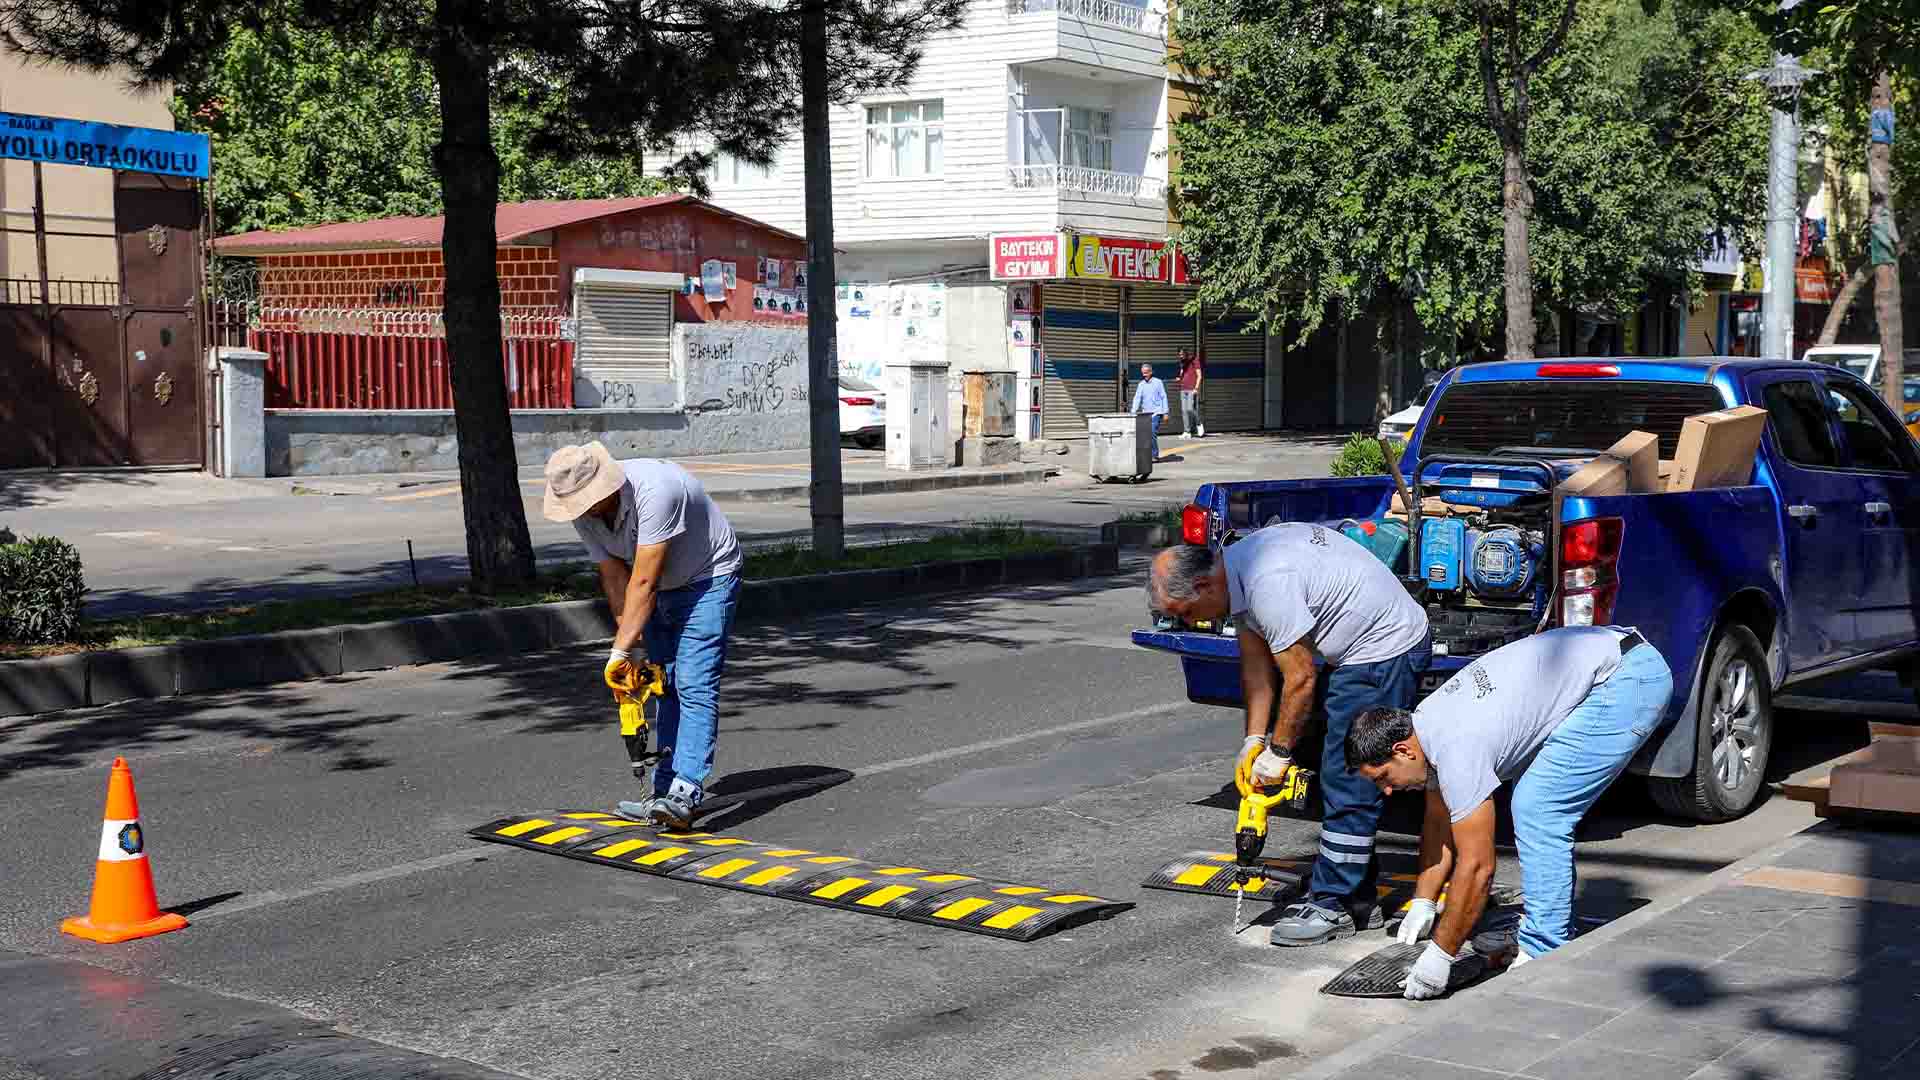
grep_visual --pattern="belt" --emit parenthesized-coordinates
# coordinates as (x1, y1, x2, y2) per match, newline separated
(1618, 630, 1648, 656)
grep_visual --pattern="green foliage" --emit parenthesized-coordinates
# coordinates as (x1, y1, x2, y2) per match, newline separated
(0, 536, 86, 644)
(1330, 434, 1401, 477)
(172, 28, 673, 235)
(1169, 0, 1771, 352)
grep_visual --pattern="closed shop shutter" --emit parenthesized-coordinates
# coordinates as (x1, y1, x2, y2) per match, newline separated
(1202, 304, 1266, 432)
(1129, 285, 1198, 432)
(574, 282, 674, 408)
(1041, 284, 1120, 439)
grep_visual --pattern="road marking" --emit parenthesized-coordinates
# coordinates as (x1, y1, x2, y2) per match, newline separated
(189, 846, 495, 921)
(1738, 866, 1920, 908)
(851, 699, 1189, 780)
(379, 483, 463, 503)
(97, 530, 159, 540)
(1159, 442, 1205, 457)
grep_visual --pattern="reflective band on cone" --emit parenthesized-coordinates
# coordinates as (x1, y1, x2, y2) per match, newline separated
(60, 757, 187, 944)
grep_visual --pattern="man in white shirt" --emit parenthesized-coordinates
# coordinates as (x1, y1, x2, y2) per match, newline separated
(1150, 524, 1432, 946)
(544, 441, 743, 828)
(1346, 627, 1674, 998)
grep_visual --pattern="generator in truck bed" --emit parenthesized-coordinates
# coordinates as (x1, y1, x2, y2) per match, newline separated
(1133, 358, 1920, 821)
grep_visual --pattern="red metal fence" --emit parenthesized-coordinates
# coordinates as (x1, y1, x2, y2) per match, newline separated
(251, 328, 574, 409)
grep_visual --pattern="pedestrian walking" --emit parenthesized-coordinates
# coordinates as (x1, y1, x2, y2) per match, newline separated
(542, 441, 744, 829)
(1148, 525, 1432, 946)
(1177, 348, 1206, 437)
(1132, 362, 1169, 461)
(1346, 626, 1674, 998)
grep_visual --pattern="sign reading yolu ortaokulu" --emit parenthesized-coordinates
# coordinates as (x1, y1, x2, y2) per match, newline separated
(0, 111, 210, 180)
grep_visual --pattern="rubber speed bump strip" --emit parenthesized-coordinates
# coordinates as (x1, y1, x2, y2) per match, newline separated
(1319, 940, 1488, 998)
(469, 811, 1131, 941)
(1141, 852, 1306, 901)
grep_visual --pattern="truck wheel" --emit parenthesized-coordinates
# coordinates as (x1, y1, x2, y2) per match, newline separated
(1649, 625, 1773, 822)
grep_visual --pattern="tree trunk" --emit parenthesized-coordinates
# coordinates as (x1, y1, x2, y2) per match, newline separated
(432, 3, 535, 590)
(1870, 70, 1904, 410)
(801, 0, 844, 560)
(1501, 142, 1536, 361)
(1816, 262, 1870, 345)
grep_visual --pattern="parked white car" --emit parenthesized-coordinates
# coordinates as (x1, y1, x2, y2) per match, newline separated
(838, 375, 886, 449)
(1801, 343, 1920, 386)
(1377, 381, 1438, 442)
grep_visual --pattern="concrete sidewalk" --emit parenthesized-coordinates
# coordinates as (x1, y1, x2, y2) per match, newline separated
(1301, 821, 1920, 1080)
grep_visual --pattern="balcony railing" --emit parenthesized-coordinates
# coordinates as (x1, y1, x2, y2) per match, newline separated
(1008, 164, 1166, 201)
(1005, 0, 1167, 36)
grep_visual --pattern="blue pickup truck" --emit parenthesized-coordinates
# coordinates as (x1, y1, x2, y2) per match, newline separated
(1134, 358, 1920, 821)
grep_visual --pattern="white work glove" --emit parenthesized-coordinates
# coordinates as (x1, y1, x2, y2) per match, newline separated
(1397, 898, 1438, 946)
(1252, 747, 1294, 787)
(1236, 734, 1267, 782)
(1403, 940, 1457, 1001)
(605, 646, 638, 693)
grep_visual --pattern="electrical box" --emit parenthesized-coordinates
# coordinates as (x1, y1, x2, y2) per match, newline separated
(886, 360, 949, 471)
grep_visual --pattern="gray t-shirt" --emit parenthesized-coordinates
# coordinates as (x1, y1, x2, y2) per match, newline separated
(1412, 627, 1630, 822)
(1223, 523, 1429, 666)
(573, 458, 742, 591)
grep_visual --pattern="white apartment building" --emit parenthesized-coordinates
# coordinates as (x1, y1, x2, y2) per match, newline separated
(698, 0, 1293, 438)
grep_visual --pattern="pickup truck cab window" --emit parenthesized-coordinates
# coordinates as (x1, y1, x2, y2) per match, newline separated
(1422, 380, 1724, 457)
(1826, 381, 1920, 474)
(1760, 379, 1841, 468)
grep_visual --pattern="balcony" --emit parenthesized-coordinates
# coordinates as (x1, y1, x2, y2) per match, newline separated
(1007, 163, 1164, 201)
(1005, 0, 1166, 36)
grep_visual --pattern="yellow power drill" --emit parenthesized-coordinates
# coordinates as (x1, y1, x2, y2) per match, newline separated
(607, 660, 667, 780)
(1233, 753, 1314, 892)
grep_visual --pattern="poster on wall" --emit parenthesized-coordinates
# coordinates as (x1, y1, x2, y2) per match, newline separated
(723, 262, 738, 291)
(1009, 283, 1035, 314)
(752, 285, 770, 313)
(1009, 319, 1031, 347)
(837, 281, 887, 382)
(795, 263, 808, 290)
(700, 259, 726, 299)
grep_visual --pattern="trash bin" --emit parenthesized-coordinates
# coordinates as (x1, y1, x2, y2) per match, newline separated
(1088, 413, 1153, 482)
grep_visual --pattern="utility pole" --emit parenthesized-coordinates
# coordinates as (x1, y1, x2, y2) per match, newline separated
(801, 0, 845, 560)
(1753, 49, 1815, 362)
(1868, 70, 1903, 411)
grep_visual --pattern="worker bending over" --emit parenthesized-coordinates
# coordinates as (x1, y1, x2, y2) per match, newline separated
(543, 441, 743, 829)
(1346, 626, 1673, 999)
(1150, 525, 1431, 946)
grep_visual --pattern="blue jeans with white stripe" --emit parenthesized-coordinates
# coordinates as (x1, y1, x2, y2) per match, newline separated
(1307, 635, 1432, 910)
(1511, 643, 1673, 957)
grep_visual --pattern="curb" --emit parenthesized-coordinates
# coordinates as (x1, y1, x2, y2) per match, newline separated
(0, 542, 1120, 719)
(707, 465, 1061, 504)
(1285, 825, 1821, 1080)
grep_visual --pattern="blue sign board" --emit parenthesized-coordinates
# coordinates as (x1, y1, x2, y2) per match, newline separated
(0, 111, 209, 180)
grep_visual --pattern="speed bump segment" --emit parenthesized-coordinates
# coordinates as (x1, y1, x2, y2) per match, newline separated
(1140, 851, 1306, 901)
(471, 811, 1131, 941)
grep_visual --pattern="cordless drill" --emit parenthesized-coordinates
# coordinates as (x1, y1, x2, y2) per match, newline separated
(608, 660, 667, 780)
(1234, 760, 1313, 890)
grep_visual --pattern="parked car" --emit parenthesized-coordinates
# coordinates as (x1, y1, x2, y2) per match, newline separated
(838, 375, 886, 449)
(1801, 343, 1920, 387)
(1377, 381, 1438, 442)
(1137, 357, 1920, 822)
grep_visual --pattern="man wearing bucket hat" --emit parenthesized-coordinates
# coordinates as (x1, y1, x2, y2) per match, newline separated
(544, 442, 743, 828)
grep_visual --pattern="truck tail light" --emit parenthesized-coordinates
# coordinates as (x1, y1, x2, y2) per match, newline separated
(1536, 363, 1621, 378)
(1558, 517, 1624, 626)
(1181, 503, 1211, 545)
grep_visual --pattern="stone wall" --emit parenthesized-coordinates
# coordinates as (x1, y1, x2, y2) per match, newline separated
(263, 323, 811, 476)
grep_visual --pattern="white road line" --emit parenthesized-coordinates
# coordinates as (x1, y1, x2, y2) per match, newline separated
(189, 846, 495, 921)
(852, 699, 1190, 779)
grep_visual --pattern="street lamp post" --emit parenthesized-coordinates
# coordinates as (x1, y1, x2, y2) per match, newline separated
(1750, 30, 1816, 361)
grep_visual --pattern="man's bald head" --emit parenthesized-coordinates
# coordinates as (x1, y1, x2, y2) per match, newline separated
(1148, 544, 1229, 622)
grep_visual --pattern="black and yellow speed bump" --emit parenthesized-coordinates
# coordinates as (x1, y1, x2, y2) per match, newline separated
(471, 811, 1131, 941)
(1141, 852, 1307, 901)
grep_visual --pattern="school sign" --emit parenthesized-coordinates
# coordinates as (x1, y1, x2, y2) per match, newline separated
(0, 111, 209, 179)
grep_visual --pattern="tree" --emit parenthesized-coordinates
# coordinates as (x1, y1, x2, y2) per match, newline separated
(2, 0, 962, 589)
(1169, 0, 1770, 376)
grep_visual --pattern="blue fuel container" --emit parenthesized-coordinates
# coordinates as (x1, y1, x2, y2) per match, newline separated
(1338, 518, 1411, 574)
(1420, 517, 1465, 591)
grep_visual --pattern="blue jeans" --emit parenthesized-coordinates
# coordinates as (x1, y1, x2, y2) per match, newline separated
(641, 572, 741, 802)
(1308, 635, 1433, 908)
(1149, 413, 1163, 460)
(1511, 644, 1674, 957)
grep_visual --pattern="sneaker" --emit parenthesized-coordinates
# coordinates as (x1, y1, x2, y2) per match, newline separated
(1270, 901, 1357, 947)
(646, 791, 697, 830)
(615, 796, 657, 821)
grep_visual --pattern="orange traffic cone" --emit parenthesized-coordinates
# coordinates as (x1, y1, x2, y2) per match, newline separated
(60, 757, 187, 943)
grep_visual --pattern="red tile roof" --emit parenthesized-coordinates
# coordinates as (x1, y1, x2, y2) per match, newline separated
(214, 194, 801, 253)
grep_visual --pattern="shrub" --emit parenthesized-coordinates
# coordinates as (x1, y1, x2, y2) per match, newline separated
(0, 535, 86, 644)
(1330, 433, 1403, 477)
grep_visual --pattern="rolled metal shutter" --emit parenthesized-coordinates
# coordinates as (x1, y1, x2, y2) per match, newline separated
(1041, 283, 1120, 439)
(574, 283, 674, 407)
(1129, 285, 1198, 432)
(1201, 303, 1265, 432)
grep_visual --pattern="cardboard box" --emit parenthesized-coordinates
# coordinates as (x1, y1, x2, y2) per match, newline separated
(1828, 737, 1920, 817)
(1667, 405, 1767, 492)
(1557, 431, 1659, 501)
(1558, 455, 1629, 500)
(1388, 492, 1452, 518)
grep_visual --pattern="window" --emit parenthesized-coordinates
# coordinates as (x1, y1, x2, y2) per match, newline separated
(865, 100, 944, 178)
(1761, 379, 1841, 469)
(707, 151, 775, 188)
(1065, 108, 1113, 171)
(1827, 381, 1919, 473)
(1422, 380, 1726, 458)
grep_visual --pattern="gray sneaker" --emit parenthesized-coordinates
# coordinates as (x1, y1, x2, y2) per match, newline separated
(1270, 901, 1358, 947)
(646, 791, 697, 830)
(616, 796, 657, 821)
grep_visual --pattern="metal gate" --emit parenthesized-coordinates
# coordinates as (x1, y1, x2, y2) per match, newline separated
(1041, 283, 1120, 439)
(0, 170, 204, 468)
(1128, 286, 1197, 432)
(1201, 303, 1265, 432)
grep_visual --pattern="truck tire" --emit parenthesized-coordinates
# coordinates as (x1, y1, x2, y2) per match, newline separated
(1648, 625, 1773, 822)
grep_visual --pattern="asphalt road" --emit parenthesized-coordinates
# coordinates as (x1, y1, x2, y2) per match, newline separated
(1, 434, 1347, 616)
(0, 565, 1871, 1080)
